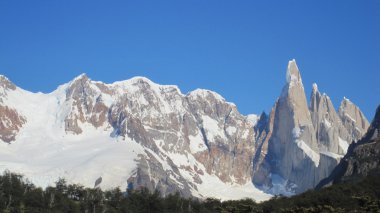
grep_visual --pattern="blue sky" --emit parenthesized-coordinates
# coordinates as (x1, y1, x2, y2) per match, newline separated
(0, 1, 379, 119)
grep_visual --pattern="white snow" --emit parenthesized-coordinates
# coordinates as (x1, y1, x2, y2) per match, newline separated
(195, 175, 271, 202)
(323, 119, 332, 128)
(201, 115, 226, 141)
(226, 126, 237, 136)
(0, 75, 274, 202)
(343, 96, 351, 103)
(0, 129, 144, 190)
(261, 173, 296, 196)
(0, 85, 144, 190)
(291, 126, 319, 166)
(338, 137, 350, 153)
(246, 114, 259, 127)
(312, 83, 318, 92)
(153, 138, 271, 202)
(188, 89, 225, 102)
(286, 59, 299, 84)
(320, 151, 343, 159)
(188, 132, 209, 153)
(292, 127, 302, 139)
(344, 113, 356, 123)
(295, 140, 320, 167)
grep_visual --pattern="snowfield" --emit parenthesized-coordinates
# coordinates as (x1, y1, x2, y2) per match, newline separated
(0, 76, 271, 202)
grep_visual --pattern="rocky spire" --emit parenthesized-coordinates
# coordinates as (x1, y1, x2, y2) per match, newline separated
(310, 83, 321, 114)
(286, 59, 303, 85)
(309, 84, 350, 154)
(278, 59, 317, 148)
(262, 59, 320, 193)
(255, 60, 370, 194)
(338, 97, 370, 140)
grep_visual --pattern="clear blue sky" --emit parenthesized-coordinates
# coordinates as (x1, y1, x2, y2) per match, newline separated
(0, 1, 379, 119)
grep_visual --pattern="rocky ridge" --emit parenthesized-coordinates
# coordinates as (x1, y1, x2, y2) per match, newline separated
(252, 60, 369, 194)
(0, 73, 267, 200)
(0, 60, 369, 199)
(317, 105, 380, 188)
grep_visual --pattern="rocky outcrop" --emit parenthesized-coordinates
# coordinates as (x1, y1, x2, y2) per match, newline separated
(253, 60, 369, 194)
(37, 75, 258, 196)
(262, 60, 320, 193)
(0, 105, 26, 142)
(0, 62, 369, 198)
(64, 74, 111, 134)
(0, 75, 16, 98)
(0, 75, 26, 142)
(310, 84, 352, 155)
(317, 105, 380, 188)
(339, 98, 370, 141)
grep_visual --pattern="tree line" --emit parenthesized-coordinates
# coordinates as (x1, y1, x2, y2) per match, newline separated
(0, 170, 379, 212)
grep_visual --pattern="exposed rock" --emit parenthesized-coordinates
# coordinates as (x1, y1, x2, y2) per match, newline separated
(64, 74, 110, 134)
(310, 83, 351, 154)
(317, 105, 380, 188)
(0, 75, 16, 104)
(0, 105, 26, 142)
(58, 75, 259, 195)
(263, 60, 320, 193)
(254, 60, 369, 193)
(0, 65, 369, 198)
(339, 98, 370, 140)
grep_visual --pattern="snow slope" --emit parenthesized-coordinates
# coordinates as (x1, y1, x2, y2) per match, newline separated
(0, 75, 270, 202)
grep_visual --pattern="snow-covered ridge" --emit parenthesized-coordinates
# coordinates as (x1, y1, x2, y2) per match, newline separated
(1, 59, 370, 200)
(3, 73, 241, 111)
(0, 73, 268, 201)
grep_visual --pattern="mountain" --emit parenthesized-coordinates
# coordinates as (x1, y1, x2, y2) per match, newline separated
(0, 60, 369, 201)
(252, 60, 369, 194)
(0, 74, 270, 201)
(317, 105, 380, 188)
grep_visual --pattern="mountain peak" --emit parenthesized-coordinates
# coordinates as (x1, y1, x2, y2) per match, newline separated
(312, 83, 319, 93)
(280, 59, 305, 98)
(286, 59, 302, 84)
(339, 97, 370, 138)
(188, 89, 226, 103)
(72, 73, 89, 82)
(342, 96, 351, 104)
(126, 76, 158, 87)
(0, 74, 16, 90)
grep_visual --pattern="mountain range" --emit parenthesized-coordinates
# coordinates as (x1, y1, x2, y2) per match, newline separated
(0, 60, 369, 201)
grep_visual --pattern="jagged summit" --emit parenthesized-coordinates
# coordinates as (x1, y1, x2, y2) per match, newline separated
(253, 59, 369, 194)
(312, 83, 318, 93)
(281, 59, 305, 99)
(0, 74, 7, 80)
(70, 73, 91, 84)
(0, 74, 16, 90)
(0, 70, 269, 200)
(316, 105, 380, 188)
(338, 97, 370, 139)
(188, 89, 225, 102)
(0, 61, 370, 201)
(286, 59, 302, 84)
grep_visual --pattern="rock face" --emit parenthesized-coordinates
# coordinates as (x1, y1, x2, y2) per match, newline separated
(0, 74, 269, 200)
(339, 97, 370, 141)
(252, 60, 369, 194)
(317, 105, 380, 188)
(0, 61, 369, 199)
(0, 76, 26, 142)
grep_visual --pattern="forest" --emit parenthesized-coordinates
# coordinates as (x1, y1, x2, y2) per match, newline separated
(0, 171, 379, 213)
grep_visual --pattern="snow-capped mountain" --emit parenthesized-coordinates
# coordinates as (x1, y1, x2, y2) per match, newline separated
(0, 73, 270, 201)
(0, 60, 369, 201)
(317, 105, 380, 188)
(252, 60, 369, 194)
